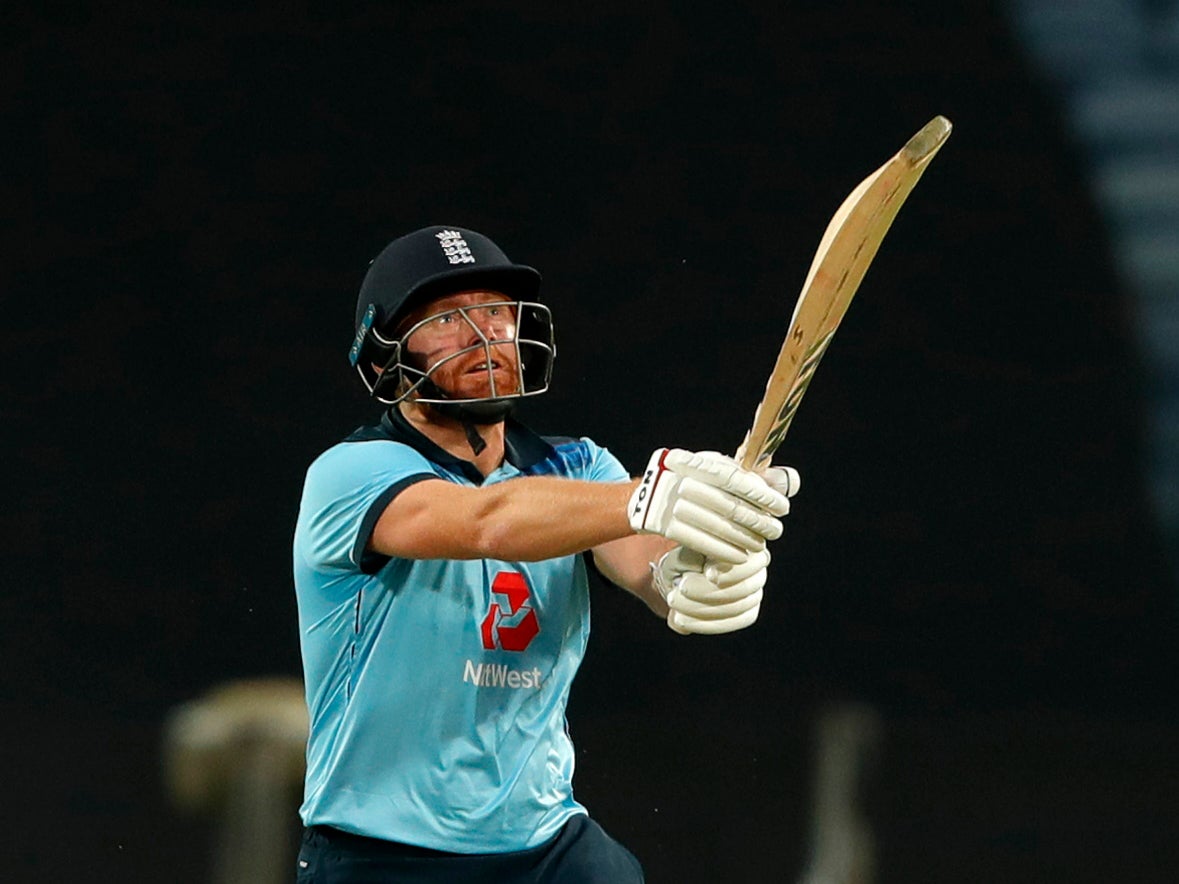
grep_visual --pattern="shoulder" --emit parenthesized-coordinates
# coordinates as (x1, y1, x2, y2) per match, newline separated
(531, 435, 630, 482)
(302, 438, 439, 509)
(308, 437, 431, 476)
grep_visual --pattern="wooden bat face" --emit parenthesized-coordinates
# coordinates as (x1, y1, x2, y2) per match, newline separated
(736, 116, 952, 472)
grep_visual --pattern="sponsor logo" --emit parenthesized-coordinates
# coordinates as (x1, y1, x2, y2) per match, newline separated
(462, 659, 544, 689)
(480, 571, 540, 651)
(632, 470, 653, 513)
(630, 461, 660, 527)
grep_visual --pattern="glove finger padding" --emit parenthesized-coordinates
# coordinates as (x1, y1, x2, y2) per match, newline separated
(664, 449, 791, 516)
(668, 603, 762, 635)
(629, 449, 786, 564)
(670, 573, 763, 618)
(702, 548, 771, 589)
(676, 481, 783, 541)
(761, 465, 801, 499)
(655, 546, 770, 635)
(662, 523, 761, 565)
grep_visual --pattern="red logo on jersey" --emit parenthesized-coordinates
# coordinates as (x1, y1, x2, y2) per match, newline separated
(480, 571, 540, 652)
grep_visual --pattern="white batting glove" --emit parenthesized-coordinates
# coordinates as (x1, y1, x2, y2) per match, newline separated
(653, 546, 772, 635)
(628, 449, 790, 564)
(762, 464, 801, 500)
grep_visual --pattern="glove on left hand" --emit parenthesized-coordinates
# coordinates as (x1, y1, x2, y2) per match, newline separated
(628, 449, 789, 564)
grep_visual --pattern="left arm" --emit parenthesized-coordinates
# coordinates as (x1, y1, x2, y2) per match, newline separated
(591, 534, 676, 617)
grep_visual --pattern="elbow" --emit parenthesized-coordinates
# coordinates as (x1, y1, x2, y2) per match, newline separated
(473, 518, 556, 563)
(470, 518, 513, 560)
(465, 494, 540, 561)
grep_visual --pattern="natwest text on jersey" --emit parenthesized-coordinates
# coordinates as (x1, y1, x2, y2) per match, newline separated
(462, 659, 545, 689)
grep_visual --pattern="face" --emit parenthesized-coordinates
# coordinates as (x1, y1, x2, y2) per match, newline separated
(398, 290, 521, 400)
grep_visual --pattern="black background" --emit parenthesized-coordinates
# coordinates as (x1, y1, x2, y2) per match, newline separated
(6, 2, 1179, 882)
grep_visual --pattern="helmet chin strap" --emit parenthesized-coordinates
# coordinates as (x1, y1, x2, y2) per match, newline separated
(463, 420, 488, 456)
(416, 380, 517, 457)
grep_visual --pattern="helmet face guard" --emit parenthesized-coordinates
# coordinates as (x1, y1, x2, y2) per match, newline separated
(351, 299, 555, 409)
(348, 227, 551, 421)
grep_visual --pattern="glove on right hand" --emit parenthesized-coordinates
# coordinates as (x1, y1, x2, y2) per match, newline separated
(653, 546, 772, 635)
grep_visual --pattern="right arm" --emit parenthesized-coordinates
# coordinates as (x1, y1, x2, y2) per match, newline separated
(368, 476, 642, 562)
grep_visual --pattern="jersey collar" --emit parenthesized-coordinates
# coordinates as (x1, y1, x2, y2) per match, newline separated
(372, 406, 556, 483)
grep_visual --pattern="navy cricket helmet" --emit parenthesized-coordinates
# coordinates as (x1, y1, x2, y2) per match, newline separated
(348, 226, 555, 418)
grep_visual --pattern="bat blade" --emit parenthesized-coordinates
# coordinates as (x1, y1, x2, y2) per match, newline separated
(736, 115, 952, 472)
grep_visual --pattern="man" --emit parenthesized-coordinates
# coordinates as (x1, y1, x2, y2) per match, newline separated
(293, 226, 799, 882)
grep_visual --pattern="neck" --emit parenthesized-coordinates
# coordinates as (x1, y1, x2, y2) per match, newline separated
(398, 400, 507, 477)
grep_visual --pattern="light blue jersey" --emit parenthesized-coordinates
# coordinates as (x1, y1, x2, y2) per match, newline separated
(293, 409, 631, 853)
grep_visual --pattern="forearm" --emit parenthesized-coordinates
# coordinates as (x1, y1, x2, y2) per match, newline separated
(592, 534, 675, 617)
(472, 477, 640, 560)
(370, 475, 641, 562)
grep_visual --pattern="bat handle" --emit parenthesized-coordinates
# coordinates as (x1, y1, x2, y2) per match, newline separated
(734, 440, 753, 472)
(735, 444, 769, 474)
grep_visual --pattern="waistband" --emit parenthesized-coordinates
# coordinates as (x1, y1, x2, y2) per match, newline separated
(303, 825, 462, 859)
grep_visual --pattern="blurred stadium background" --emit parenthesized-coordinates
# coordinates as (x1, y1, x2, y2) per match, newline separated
(5, 2, 1179, 881)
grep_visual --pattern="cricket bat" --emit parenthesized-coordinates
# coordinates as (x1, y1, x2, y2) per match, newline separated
(735, 115, 952, 472)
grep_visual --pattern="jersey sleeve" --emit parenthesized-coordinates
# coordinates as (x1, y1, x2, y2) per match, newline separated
(573, 437, 631, 483)
(296, 440, 436, 575)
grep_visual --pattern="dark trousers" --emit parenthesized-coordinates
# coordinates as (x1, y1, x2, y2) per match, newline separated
(295, 815, 644, 883)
